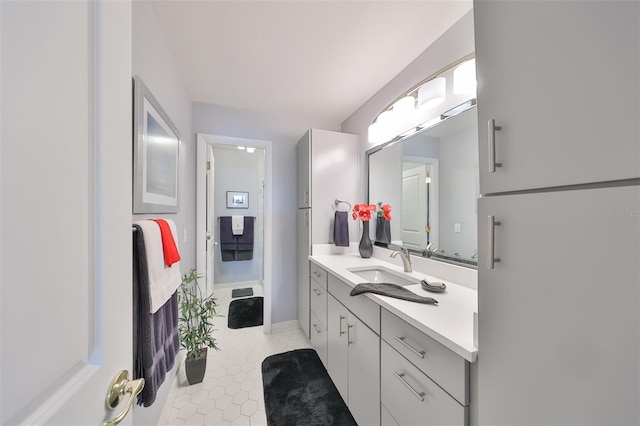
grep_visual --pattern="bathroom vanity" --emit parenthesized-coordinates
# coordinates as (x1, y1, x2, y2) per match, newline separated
(307, 250, 477, 426)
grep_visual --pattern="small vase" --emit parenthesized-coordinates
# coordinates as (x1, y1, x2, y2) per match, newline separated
(375, 216, 391, 246)
(359, 221, 373, 258)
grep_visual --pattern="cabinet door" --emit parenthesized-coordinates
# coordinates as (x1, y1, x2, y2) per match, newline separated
(475, 1, 639, 194)
(327, 295, 349, 403)
(477, 185, 639, 425)
(297, 212, 310, 338)
(348, 314, 381, 426)
(310, 311, 328, 368)
(296, 131, 310, 208)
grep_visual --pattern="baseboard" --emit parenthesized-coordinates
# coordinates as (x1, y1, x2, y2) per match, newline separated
(214, 280, 261, 290)
(156, 350, 186, 425)
(270, 320, 301, 333)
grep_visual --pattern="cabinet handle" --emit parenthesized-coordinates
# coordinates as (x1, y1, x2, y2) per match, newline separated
(488, 215, 502, 269)
(488, 119, 502, 173)
(347, 324, 354, 345)
(312, 270, 321, 278)
(304, 191, 310, 205)
(393, 371, 425, 402)
(339, 315, 346, 336)
(394, 336, 425, 359)
(312, 288, 322, 296)
(312, 323, 322, 334)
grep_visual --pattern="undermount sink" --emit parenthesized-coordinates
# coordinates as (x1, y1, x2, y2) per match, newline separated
(347, 266, 417, 287)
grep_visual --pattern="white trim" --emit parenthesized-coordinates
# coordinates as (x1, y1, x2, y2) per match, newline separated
(196, 133, 273, 333)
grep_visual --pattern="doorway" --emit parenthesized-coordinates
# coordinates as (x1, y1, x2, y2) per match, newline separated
(196, 134, 273, 332)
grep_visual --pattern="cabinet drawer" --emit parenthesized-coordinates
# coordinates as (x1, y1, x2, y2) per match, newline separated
(328, 273, 380, 334)
(382, 341, 467, 426)
(310, 278, 327, 328)
(310, 262, 327, 289)
(310, 310, 327, 368)
(382, 308, 469, 405)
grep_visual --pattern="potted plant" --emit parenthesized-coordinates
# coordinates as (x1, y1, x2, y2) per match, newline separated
(178, 269, 220, 385)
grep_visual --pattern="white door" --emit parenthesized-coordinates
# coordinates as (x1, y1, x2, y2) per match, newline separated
(475, 1, 639, 194)
(402, 165, 427, 250)
(1, 1, 134, 425)
(205, 145, 215, 295)
(477, 186, 640, 425)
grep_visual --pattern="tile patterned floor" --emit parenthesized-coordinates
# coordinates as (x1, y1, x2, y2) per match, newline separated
(160, 284, 312, 426)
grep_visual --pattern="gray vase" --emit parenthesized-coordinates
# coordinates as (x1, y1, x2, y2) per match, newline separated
(375, 216, 391, 246)
(359, 221, 373, 258)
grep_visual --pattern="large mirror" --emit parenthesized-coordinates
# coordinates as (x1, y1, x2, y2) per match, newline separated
(368, 102, 479, 268)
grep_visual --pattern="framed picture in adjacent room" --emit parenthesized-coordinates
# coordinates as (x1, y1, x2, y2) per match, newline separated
(133, 75, 181, 213)
(226, 191, 249, 209)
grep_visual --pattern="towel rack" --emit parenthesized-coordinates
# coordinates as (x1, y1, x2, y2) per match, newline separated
(333, 199, 352, 212)
(217, 216, 256, 220)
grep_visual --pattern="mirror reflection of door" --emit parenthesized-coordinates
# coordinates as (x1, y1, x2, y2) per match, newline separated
(401, 158, 439, 251)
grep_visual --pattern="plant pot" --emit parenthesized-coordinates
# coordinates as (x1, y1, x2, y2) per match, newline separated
(185, 348, 208, 385)
(375, 216, 391, 246)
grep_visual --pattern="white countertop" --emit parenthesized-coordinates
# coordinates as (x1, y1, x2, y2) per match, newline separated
(309, 253, 478, 362)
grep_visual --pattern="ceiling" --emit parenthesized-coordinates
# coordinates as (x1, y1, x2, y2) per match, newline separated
(150, 0, 473, 126)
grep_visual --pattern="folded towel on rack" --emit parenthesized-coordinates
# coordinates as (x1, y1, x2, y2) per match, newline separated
(134, 219, 182, 313)
(219, 216, 237, 261)
(152, 219, 181, 266)
(133, 224, 179, 407)
(237, 216, 254, 252)
(333, 211, 349, 247)
(232, 215, 244, 235)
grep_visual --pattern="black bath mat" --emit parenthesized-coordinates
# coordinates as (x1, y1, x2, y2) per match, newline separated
(231, 287, 254, 298)
(227, 296, 263, 329)
(261, 349, 356, 426)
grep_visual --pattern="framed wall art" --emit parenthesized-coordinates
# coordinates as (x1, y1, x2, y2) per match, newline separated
(226, 191, 249, 209)
(133, 75, 181, 213)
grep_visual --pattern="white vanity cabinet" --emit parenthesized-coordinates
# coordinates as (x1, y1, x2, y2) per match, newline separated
(324, 271, 381, 426)
(381, 309, 469, 425)
(474, 1, 639, 194)
(309, 262, 328, 366)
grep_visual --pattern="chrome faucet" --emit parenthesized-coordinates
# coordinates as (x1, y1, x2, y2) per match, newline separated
(390, 248, 412, 272)
(423, 243, 444, 258)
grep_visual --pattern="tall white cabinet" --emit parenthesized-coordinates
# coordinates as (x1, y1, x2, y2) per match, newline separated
(474, 1, 640, 424)
(297, 129, 358, 338)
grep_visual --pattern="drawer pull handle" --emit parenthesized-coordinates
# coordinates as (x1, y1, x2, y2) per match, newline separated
(488, 119, 502, 173)
(339, 315, 346, 336)
(394, 371, 425, 402)
(312, 271, 321, 278)
(347, 324, 354, 345)
(313, 288, 322, 296)
(488, 215, 502, 269)
(312, 323, 322, 334)
(394, 336, 425, 359)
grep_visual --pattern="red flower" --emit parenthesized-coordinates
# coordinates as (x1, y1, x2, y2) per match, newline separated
(352, 203, 376, 221)
(377, 202, 392, 221)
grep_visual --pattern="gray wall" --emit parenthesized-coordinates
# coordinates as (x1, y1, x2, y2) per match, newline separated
(213, 147, 264, 284)
(191, 102, 338, 324)
(341, 11, 475, 202)
(132, 2, 194, 424)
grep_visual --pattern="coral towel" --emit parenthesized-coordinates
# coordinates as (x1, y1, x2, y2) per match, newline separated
(152, 219, 181, 266)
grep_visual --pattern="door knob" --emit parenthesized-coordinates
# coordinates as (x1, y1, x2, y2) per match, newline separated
(103, 370, 144, 426)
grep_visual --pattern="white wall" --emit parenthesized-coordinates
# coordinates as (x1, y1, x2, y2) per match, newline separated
(132, 2, 193, 424)
(341, 11, 475, 203)
(132, 1, 195, 271)
(191, 102, 339, 324)
(213, 147, 264, 285)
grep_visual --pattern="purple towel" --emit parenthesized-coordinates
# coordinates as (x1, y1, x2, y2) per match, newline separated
(237, 216, 254, 251)
(133, 224, 180, 407)
(333, 211, 349, 247)
(219, 216, 237, 251)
